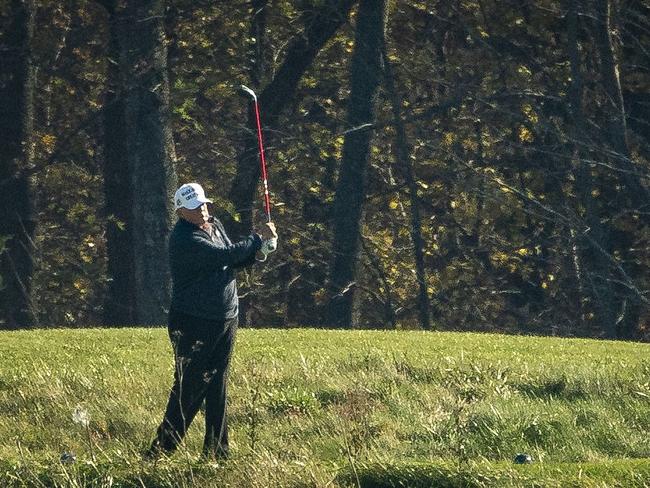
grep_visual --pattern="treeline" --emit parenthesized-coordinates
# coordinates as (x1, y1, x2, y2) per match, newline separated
(0, 0, 648, 340)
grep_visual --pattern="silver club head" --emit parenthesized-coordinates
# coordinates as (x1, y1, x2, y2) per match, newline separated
(240, 84, 257, 101)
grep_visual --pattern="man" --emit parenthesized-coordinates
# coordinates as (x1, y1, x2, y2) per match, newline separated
(147, 182, 277, 460)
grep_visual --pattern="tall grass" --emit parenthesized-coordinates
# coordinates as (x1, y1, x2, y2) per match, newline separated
(0, 328, 648, 486)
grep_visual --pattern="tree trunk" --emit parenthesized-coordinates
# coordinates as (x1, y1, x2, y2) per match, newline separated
(381, 43, 432, 331)
(622, 0, 650, 162)
(566, 0, 589, 330)
(0, 0, 36, 329)
(594, 0, 648, 202)
(592, 0, 645, 338)
(248, 0, 268, 89)
(102, 0, 177, 326)
(567, 0, 619, 337)
(327, 0, 387, 328)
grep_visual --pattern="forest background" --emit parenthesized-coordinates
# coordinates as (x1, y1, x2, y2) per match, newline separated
(1, 0, 649, 341)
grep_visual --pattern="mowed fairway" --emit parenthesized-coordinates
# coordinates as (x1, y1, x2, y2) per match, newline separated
(0, 328, 649, 487)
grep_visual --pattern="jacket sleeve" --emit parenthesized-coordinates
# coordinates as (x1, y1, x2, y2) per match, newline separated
(185, 230, 262, 269)
(231, 236, 262, 269)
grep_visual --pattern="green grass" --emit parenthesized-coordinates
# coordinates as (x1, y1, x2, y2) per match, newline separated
(341, 458, 650, 487)
(0, 328, 648, 487)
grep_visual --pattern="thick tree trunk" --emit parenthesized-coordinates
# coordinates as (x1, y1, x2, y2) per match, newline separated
(566, 0, 591, 327)
(0, 0, 36, 329)
(622, 0, 650, 162)
(248, 0, 268, 89)
(327, 0, 387, 328)
(381, 44, 432, 331)
(594, 0, 648, 203)
(102, 0, 177, 326)
(592, 0, 645, 338)
(103, 0, 134, 325)
(567, 0, 619, 337)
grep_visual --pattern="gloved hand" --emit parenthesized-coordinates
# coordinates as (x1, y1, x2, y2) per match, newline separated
(261, 237, 277, 253)
(257, 237, 277, 262)
(257, 222, 278, 261)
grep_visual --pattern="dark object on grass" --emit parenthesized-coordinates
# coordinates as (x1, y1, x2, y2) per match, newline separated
(514, 453, 533, 464)
(60, 451, 76, 464)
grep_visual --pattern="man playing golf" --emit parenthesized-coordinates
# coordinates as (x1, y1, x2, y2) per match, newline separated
(147, 182, 277, 460)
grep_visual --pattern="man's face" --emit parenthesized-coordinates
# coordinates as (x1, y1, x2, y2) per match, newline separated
(179, 204, 209, 227)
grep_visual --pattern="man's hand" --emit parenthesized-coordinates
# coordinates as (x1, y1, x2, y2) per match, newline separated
(258, 221, 277, 241)
(256, 221, 278, 261)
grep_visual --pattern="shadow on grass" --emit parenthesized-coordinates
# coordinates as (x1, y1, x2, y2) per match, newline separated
(337, 459, 650, 488)
(514, 376, 589, 401)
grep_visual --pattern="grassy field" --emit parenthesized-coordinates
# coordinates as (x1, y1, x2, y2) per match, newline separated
(0, 328, 648, 487)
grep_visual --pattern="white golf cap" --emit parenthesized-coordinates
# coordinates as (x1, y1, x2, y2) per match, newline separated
(174, 183, 213, 210)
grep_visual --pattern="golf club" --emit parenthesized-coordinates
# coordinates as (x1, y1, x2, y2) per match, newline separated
(241, 84, 277, 258)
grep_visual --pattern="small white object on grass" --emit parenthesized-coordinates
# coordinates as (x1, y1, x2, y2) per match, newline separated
(72, 405, 90, 428)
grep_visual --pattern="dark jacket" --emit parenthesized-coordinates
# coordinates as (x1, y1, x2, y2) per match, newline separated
(169, 217, 262, 320)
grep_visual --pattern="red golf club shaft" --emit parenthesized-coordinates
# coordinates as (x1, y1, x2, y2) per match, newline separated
(252, 99, 271, 223)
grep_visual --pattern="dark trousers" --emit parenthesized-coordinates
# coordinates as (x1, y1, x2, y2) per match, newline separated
(151, 310, 237, 458)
